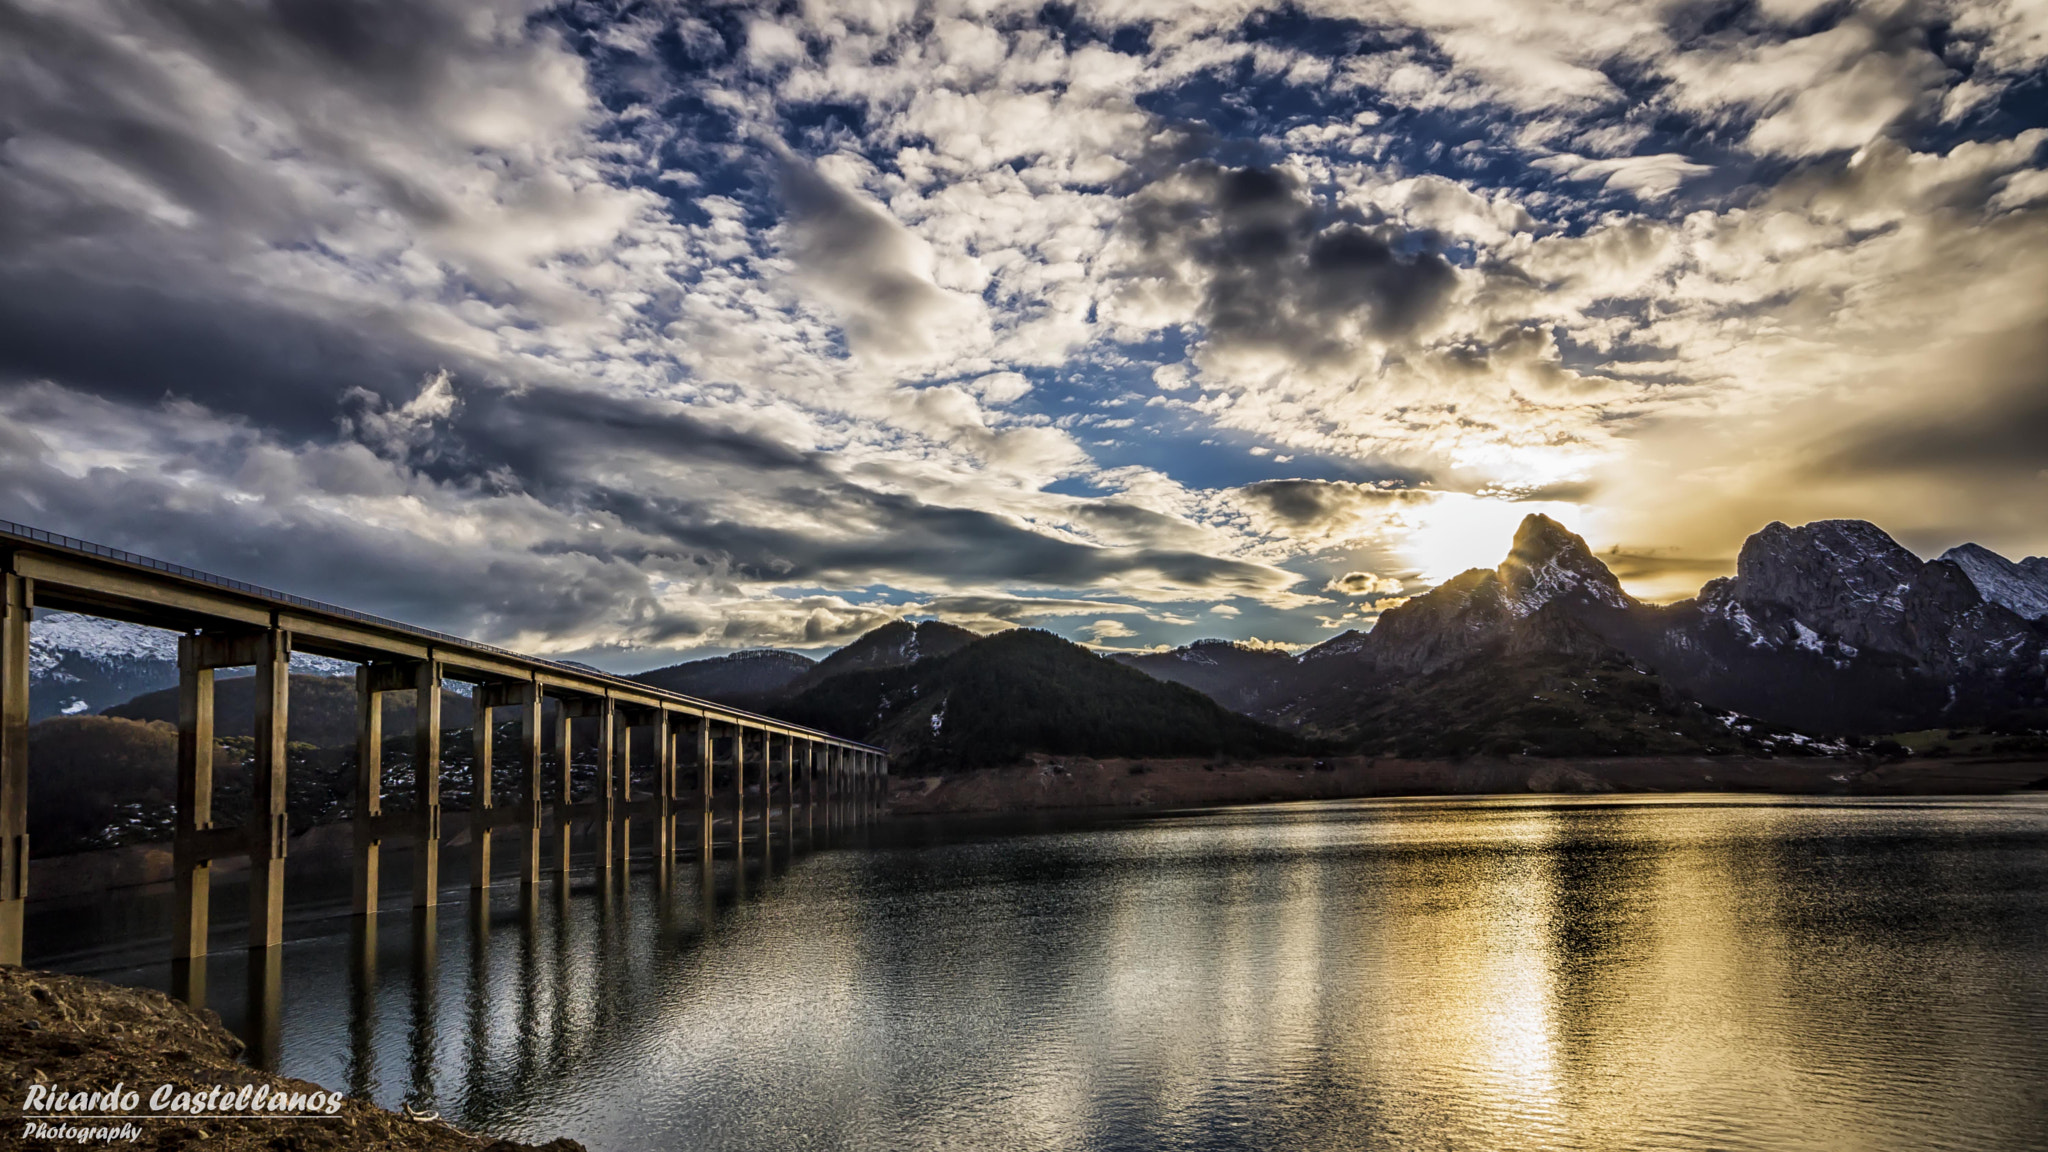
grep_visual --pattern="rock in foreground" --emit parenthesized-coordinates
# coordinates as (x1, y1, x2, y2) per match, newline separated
(1, 965, 583, 1151)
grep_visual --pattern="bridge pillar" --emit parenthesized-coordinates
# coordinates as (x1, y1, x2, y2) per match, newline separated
(0, 574, 30, 966)
(470, 689, 494, 891)
(352, 665, 387, 918)
(824, 744, 837, 837)
(733, 721, 749, 856)
(781, 735, 795, 844)
(613, 705, 631, 879)
(554, 696, 573, 879)
(171, 637, 214, 963)
(595, 697, 615, 882)
(411, 657, 443, 910)
(697, 717, 714, 885)
(757, 729, 773, 855)
(655, 711, 673, 868)
(802, 740, 815, 844)
(520, 682, 543, 887)
(248, 628, 291, 949)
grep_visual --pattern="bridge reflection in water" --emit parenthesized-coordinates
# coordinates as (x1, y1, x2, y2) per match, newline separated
(207, 816, 857, 1121)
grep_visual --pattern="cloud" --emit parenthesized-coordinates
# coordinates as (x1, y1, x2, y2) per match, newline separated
(1531, 153, 1712, 201)
(1232, 479, 1424, 544)
(1325, 571, 1405, 597)
(1082, 619, 1137, 641)
(1108, 162, 1460, 371)
(775, 152, 988, 368)
(2, 0, 2045, 666)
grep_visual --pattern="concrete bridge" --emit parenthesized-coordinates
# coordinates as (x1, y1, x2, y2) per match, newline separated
(0, 520, 888, 971)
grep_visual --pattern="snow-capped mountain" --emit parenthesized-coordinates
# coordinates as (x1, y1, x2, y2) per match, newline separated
(1638, 521, 2048, 731)
(28, 612, 181, 721)
(1940, 543, 2048, 621)
(1126, 515, 2048, 741)
(29, 610, 356, 721)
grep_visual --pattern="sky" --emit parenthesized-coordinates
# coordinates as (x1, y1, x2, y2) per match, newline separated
(1, 0, 2045, 667)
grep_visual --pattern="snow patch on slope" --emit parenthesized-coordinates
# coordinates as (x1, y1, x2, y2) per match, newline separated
(29, 612, 179, 679)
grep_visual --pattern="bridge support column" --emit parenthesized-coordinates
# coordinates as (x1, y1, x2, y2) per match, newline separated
(756, 729, 772, 856)
(802, 740, 815, 844)
(554, 697, 572, 879)
(0, 574, 30, 966)
(697, 718, 714, 885)
(655, 711, 673, 868)
(248, 628, 291, 949)
(470, 690, 494, 891)
(172, 638, 214, 964)
(352, 666, 388, 917)
(595, 698, 615, 882)
(411, 658, 443, 909)
(781, 735, 795, 844)
(520, 682, 543, 887)
(732, 725, 748, 861)
(613, 706, 631, 879)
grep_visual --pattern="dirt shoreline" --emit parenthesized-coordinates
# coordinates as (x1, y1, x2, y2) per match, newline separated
(887, 753, 2048, 815)
(1, 965, 584, 1151)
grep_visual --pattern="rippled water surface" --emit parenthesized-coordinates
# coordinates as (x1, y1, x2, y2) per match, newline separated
(46, 795, 2048, 1151)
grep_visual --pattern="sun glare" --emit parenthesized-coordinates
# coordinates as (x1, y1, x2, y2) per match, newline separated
(1400, 495, 1588, 585)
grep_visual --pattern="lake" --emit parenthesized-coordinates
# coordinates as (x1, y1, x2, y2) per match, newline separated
(30, 794, 2048, 1151)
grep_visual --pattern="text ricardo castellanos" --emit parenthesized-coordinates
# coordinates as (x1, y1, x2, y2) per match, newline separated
(19, 1080, 344, 1142)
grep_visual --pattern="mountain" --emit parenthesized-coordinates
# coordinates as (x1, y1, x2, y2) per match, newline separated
(798, 619, 980, 684)
(28, 611, 357, 722)
(29, 612, 180, 721)
(628, 649, 817, 710)
(1624, 521, 2048, 732)
(1254, 515, 2048, 742)
(1261, 515, 1660, 743)
(1110, 640, 1298, 711)
(777, 628, 1300, 773)
(1941, 543, 2048, 621)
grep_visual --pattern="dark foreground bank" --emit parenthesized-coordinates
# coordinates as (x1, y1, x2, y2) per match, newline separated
(889, 753, 2048, 814)
(1, 966, 584, 1151)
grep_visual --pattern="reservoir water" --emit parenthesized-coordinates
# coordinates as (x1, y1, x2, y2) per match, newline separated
(30, 794, 2048, 1151)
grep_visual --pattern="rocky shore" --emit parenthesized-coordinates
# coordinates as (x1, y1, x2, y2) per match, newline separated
(1, 966, 583, 1151)
(887, 753, 2048, 815)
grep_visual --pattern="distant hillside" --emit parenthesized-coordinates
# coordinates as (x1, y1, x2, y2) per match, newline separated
(778, 628, 1301, 773)
(105, 674, 474, 748)
(800, 620, 980, 684)
(1111, 640, 1297, 712)
(628, 649, 815, 710)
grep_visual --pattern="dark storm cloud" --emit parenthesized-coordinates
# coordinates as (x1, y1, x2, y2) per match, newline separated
(1235, 478, 1418, 528)
(0, 269, 459, 439)
(0, 0, 577, 436)
(1117, 161, 1459, 364)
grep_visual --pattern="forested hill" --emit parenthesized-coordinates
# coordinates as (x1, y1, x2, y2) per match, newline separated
(776, 627, 1300, 774)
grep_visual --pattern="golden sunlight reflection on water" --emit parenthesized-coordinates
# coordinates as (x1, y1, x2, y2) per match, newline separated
(52, 794, 2048, 1152)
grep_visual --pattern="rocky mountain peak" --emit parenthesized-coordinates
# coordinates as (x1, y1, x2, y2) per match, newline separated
(1939, 543, 2048, 621)
(1495, 514, 1633, 615)
(1735, 520, 1921, 608)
